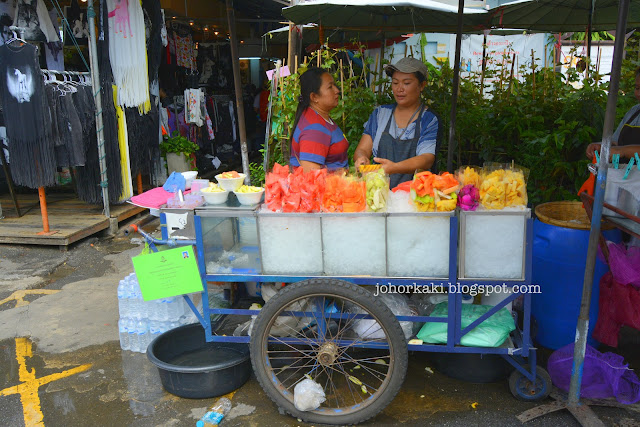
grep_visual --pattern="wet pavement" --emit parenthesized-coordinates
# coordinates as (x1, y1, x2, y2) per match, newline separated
(1, 220, 640, 426)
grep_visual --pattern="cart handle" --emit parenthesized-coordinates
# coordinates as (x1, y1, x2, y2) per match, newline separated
(127, 223, 196, 248)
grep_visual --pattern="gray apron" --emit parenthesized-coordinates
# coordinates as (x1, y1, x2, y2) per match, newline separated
(376, 105, 424, 190)
(618, 108, 640, 146)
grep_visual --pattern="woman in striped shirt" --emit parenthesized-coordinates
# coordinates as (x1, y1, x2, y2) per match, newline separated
(289, 67, 348, 171)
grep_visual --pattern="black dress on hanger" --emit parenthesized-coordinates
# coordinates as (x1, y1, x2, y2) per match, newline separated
(0, 41, 55, 188)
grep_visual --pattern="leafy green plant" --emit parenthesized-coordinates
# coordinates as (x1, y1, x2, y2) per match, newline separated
(159, 131, 199, 163)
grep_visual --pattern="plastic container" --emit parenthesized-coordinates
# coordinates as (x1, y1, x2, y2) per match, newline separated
(429, 352, 514, 383)
(190, 179, 210, 194)
(215, 173, 246, 191)
(532, 203, 622, 350)
(147, 323, 251, 398)
(202, 188, 230, 205)
(181, 171, 198, 189)
(233, 189, 264, 205)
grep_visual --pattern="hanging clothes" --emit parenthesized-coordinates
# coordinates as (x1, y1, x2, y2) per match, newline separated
(0, 42, 55, 188)
(53, 85, 84, 167)
(228, 101, 237, 143)
(205, 108, 214, 140)
(106, 0, 150, 111)
(126, 95, 159, 177)
(114, 85, 133, 199)
(64, 0, 89, 46)
(142, 0, 162, 84)
(13, 0, 59, 43)
(86, 0, 123, 204)
(0, 1, 17, 46)
(184, 88, 203, 126)
(173, 31, 195, 71)
(159, 8, 167, 47)
(44, 42, 64, 71)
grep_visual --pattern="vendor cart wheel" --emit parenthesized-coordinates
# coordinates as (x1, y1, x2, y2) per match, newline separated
(508, 365, 552, 402)
(250, 279, 408, 425)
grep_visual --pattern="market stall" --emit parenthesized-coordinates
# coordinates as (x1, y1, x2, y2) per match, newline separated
(127, 163, 546, 425)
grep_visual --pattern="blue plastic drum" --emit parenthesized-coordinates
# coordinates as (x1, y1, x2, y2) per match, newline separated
(532, 204, 621, 350)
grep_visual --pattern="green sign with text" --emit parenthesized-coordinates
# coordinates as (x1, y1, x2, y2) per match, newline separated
(132, 246, 203, 301)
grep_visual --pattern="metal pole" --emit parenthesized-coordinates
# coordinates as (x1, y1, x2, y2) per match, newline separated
(480, 31, 487, 97)
(567, 0, 630, 407)
(87, 1, 110, 217)
(447, 0, 464, 173)
(288, 0, 299, 73)
(263, 60, 281, 176)
(226, 0, 251, 185)
(585, 0, 594, 79)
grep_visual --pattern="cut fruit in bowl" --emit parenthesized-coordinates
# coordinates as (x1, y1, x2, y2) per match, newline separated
(215, 172, 246, 191)
(201, 185, 229, 204)
(233, 186, 264, 205)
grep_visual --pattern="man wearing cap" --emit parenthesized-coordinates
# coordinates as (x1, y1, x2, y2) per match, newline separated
(354, 57, 441, 189)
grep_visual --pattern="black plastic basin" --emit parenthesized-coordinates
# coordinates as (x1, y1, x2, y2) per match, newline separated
(428, 352, 514, 383)
(147, 323, 251, 398)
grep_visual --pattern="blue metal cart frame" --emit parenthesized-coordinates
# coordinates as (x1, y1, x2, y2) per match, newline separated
(149, 209, 540, 388)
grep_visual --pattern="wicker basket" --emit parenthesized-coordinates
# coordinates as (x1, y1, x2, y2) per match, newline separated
(535, 201, 611, 230)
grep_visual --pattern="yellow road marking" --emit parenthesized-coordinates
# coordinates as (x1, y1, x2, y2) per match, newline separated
(0, 290, 60, 308)
(0, 338, 92, 426)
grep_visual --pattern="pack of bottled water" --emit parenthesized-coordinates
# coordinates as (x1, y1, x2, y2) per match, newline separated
(117, 272, 191, 353)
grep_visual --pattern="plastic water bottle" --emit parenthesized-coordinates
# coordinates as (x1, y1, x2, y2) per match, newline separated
(118, 318, 130, 350)
(149, 320, 163, 344)
(168, 297, 184, 319)
(158, 299, 170, 321)
(126, 318, 138, 352)
(124, 277, 136, 319)
(197, 397, 232, 427)
(117, 279, 129, 318)
(135, 319, 149, 353)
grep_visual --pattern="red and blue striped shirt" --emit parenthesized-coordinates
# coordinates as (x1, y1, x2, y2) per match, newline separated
(290, 108, 348, 170)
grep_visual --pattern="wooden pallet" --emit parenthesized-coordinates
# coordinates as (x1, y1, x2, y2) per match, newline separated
(0, 193, 146, 247)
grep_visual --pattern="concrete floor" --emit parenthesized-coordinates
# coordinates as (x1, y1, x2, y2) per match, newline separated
(1, 220, 640, 426)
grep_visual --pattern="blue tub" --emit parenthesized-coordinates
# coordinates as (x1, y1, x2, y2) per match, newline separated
(532, 218, 621, 350)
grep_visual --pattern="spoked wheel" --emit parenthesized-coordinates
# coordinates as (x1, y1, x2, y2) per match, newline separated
(250, 279, 408, 425)
(509, 365, 552, 402)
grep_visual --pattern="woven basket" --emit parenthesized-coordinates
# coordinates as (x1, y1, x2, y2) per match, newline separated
(535, 201, 611, 230)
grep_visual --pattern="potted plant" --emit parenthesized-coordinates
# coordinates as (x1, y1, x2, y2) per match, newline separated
(160, 131, 200, 173)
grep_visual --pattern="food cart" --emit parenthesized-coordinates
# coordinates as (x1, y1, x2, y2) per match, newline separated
(137, 194, 548, 425)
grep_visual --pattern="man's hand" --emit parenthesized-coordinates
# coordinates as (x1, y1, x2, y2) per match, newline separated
(354, 156, 370, 169)
(586, 143, 601, 159)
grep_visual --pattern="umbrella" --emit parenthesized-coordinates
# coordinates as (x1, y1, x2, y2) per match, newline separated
(487, 0, 640, 31)
(263, 24, 410, 46)
(281, 0, 489, 33)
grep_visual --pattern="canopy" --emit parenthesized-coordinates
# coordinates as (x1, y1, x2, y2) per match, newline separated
(487, 0, 640, 32)
(263, 24, 410, 48)
(282, 0, 489, 33)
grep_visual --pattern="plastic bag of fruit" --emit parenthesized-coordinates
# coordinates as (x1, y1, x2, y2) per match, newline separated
(504, 164, 529, 207)
(363, 168, 389, 212)
(409, 171, 459, 212)
(479, 163, 507, 210)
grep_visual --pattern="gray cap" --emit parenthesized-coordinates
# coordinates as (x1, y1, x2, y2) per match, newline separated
(384, 57, 428, 80)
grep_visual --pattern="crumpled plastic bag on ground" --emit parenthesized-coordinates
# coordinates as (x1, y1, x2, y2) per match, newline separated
(294, 378, 326, 411)
(547, 343, 640, 404)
